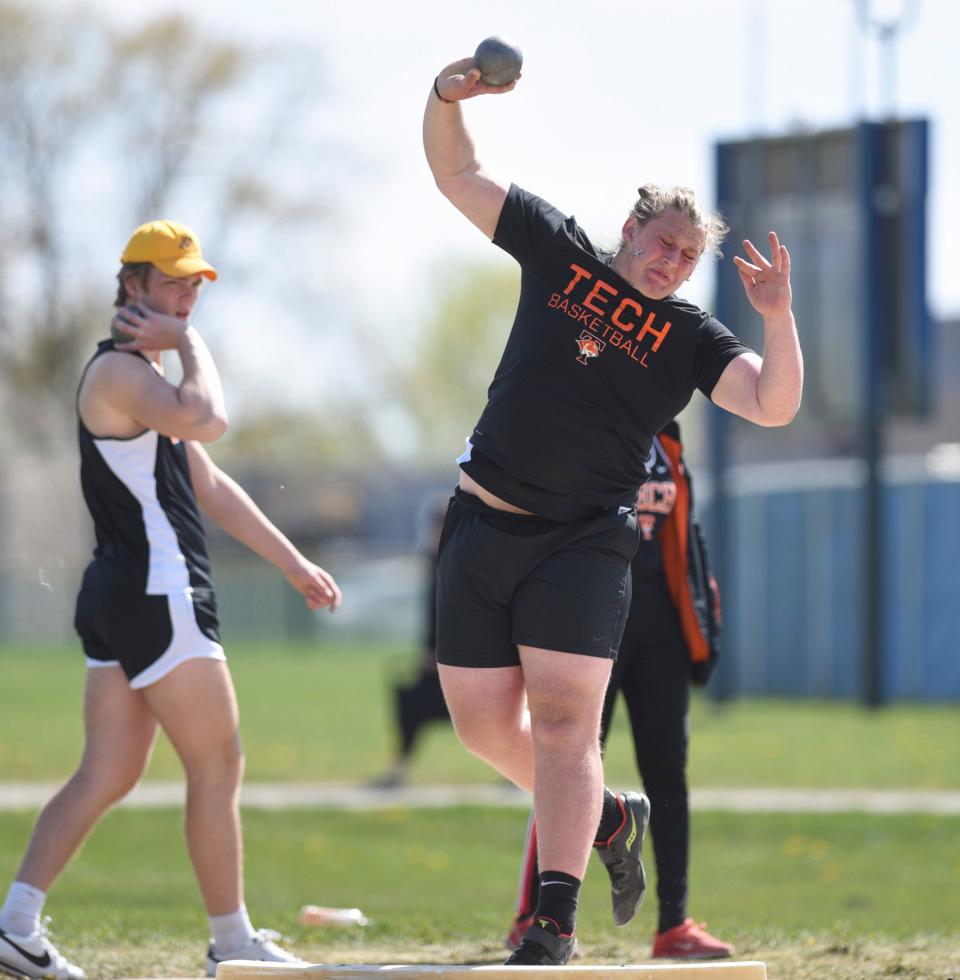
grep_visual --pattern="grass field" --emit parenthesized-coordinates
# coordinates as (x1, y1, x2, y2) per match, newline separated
(1, 641, 958, 788)
(1, 641, 958, 978)
(0, 807, 956, 978)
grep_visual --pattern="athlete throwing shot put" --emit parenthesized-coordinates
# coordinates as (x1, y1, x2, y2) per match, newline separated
(0, 220, 341, 979)
(424, 54, 802, 966)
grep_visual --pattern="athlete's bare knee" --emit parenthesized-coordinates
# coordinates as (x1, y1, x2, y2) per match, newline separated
(530, 701, 598, 751)
(70, 761, 143, 808)
(450, 708, 515, 761)
(450, 715, 498, 757)
(181, 734, 244, 792)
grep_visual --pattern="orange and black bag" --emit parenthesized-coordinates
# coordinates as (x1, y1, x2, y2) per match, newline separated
(658, 421, 722, 686)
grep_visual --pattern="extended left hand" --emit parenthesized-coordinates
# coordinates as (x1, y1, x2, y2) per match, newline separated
(286, 558, 342, 612)
(733, 232, 792, 318)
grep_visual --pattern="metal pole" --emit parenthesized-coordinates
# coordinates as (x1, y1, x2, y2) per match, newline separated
(858, 121, 898, 709)
(707, 405, 733, 702)
(880, 25, 896, 118)
(863, 273, 885, 709)
(854, 0, 921, 118)
(853, 0, 919, 707)
(709, 140, 743, 703)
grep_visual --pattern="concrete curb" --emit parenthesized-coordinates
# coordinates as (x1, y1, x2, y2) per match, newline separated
(0, 782, 958, 814)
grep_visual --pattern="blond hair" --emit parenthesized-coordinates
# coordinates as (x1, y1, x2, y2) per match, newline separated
(627, 184, 729, 258)
(114, 263, 152, 307)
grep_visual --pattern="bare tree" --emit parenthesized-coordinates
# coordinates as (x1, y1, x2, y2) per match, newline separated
(0, 2, 334, 448)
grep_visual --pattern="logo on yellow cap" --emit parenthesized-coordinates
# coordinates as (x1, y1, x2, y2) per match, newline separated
(120, 220, 217, 281)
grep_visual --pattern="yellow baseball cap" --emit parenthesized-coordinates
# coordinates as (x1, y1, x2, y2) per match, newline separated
(120, 220, 218, 280)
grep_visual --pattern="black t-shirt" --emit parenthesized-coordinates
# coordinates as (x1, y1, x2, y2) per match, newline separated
(460, 184, 751, 522)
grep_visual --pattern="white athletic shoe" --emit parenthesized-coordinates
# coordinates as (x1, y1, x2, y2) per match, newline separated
(205, 928, 307, 977)
(0, 918, 85, 979)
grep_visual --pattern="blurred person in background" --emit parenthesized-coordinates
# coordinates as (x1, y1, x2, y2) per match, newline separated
(505, 421, 734, 961)
(0, 221, 341, 980)
(372, 493, 450, 788)
(424, 54, 801, 966)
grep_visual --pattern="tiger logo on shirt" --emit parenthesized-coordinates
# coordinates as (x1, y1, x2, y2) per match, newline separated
(575, 331, 605, 365)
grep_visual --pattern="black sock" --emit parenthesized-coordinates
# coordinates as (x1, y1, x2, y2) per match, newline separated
(532, 870, 580, 936)
(594, 788, 623, 843)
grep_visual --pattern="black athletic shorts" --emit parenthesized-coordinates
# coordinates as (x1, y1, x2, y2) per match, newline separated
(435, 489, 639, 668)
(75, 563, 224, 689)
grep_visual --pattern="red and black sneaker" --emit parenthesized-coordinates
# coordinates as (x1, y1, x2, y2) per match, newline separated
(503, 916, 575, 966)
(504, 913, 534, 951)
(652, 918, 734, 960)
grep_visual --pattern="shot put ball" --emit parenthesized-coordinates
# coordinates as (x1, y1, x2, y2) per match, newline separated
(474, 36, 523, 86)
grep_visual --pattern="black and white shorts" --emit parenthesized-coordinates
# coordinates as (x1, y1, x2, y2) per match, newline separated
(75, 581, 224, 689)
(435, 489, 639, 668)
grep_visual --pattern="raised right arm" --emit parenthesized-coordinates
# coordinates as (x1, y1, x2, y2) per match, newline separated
(423, 58, 515, 239)
(86, 312, 229, 442)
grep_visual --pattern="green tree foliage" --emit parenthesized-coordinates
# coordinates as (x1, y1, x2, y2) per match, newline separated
(389, 261, 520, 463)
(214, 405, 383, 469)
(0, 2, 332, 448)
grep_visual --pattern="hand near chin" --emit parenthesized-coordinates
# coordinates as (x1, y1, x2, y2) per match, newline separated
(113, 305, 190, 352)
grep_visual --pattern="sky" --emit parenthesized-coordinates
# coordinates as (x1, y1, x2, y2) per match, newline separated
(40, 0, 960, 424)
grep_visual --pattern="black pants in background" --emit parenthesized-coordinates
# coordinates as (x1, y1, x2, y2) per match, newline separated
(395, 668, 449, 757)
(602, 579, 691, 932)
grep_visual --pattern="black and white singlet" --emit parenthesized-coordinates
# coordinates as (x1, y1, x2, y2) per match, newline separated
(74, 339, 224, 686)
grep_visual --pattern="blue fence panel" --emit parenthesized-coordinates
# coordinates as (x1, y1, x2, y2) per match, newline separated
(804, 488, 837, 696)
(764, 492, 810, 695)
(719, 461, 959, 701)
(830, 487, 863, 698)
(730, 492, 766, 695)
(884, 481, 924, 699)
(921, 481, 960, 699)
